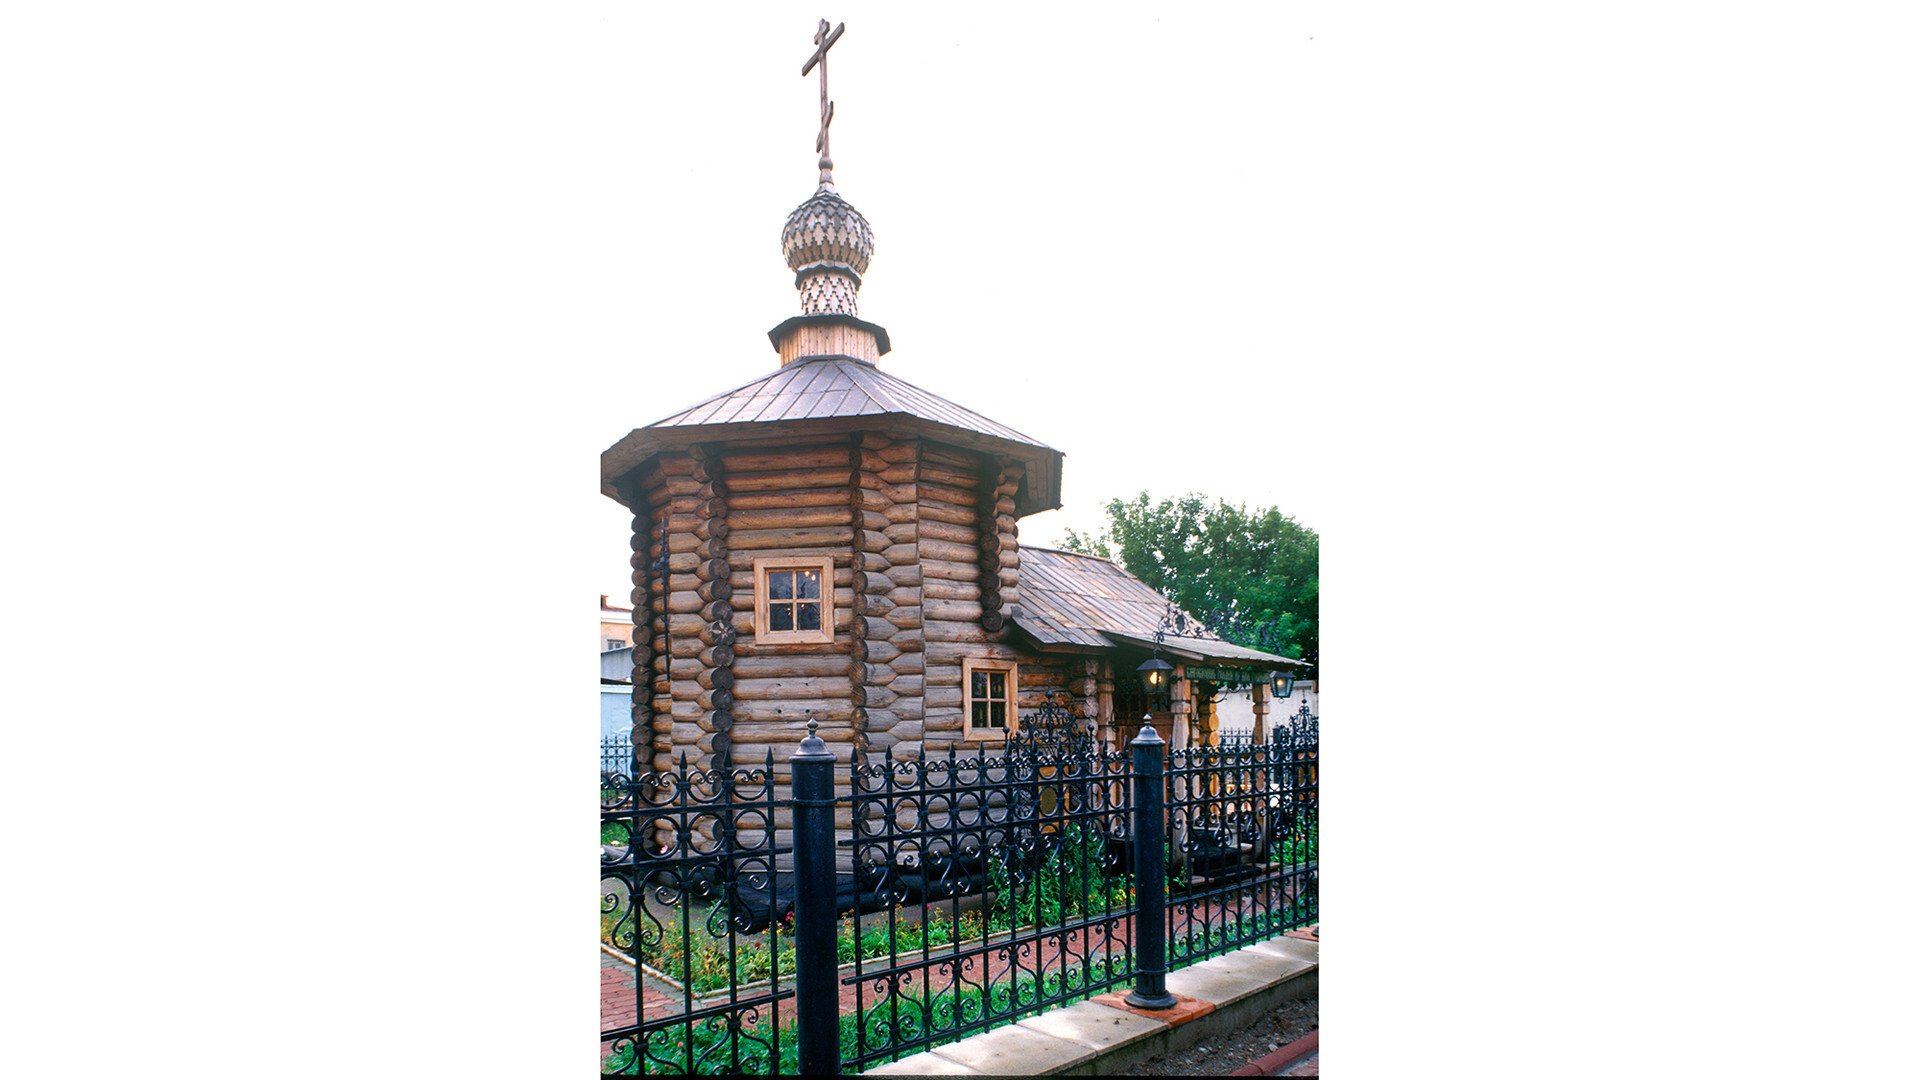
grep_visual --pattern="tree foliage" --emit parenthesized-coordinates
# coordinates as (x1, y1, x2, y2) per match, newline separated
(1059, 493, 1318, 669)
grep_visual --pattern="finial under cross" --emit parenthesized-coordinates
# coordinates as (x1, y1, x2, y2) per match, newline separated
(801, 19, 845, 186)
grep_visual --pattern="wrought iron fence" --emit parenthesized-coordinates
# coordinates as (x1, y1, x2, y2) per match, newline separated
(600, 702, 1319, 1075)
(602, 733, 636, 782)
(600, 749, 797, 1075)
(839, 698, 1137, 1069)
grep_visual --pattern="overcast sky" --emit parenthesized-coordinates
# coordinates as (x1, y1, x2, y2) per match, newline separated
(593, 6, 1350, 603)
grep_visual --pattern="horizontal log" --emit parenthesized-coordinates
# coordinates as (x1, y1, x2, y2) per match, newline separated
(876, 440, 917, 463)
(889, 674, 925, 697)
(666, 592, 702, 614)
(923, 620, 995, 644)
(729, 525, 855, 551)
(877, 463, 917, 484)
(859, 638, 901, 666)
(849, 549, 891, 575)
(727, 488, 850, 511)
(726, 549, 853, 572)
(882, 502, 918, 524)
(720, 447, 851, 472)
(919, 539, 980, 564)
(858, 509, 892, 533)
(919, 445, 977, 470)
(729, 505, 854, 531)
(668, 636, 703, 659)
(722, 466, 850, 492)
(696, 667, 735, 691)
(916, 481, 976, 510)
(698, 644, 734, 668)
(926, 687, 962, 710)
(919, 559, 980, 583)
(924, 598, 983, 622)
(886, 607, 923, 631)
(890, 628, 925, 654)
(884, 564, 923, 588)
(731, 675, 849, 699)
(914, 501, 972, 527)
(732, 700, 855, 723)
(727, 724, 858, 743)
(916, 520, 980, 546)
(696, 578, 733, 603)
(852, 592, 895, 617)
(917, 463, 979, 489)
(857, 528, 890, 553)
(882, 522, 918, 544)
(733, 654, 854, 678)
(922, 579, 981, 602)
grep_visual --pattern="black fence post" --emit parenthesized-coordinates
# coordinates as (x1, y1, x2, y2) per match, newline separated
(791, 720, 841, 1075)
(1126, 721, 1178, 1010)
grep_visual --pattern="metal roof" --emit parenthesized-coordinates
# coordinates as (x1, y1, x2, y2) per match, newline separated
(651, 357, 1051, 445)
(601, 357, 1063, 516)
(1013, 546, 1305, 669)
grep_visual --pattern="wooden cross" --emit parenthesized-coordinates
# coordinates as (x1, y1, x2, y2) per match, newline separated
(801, 19, 845, 182)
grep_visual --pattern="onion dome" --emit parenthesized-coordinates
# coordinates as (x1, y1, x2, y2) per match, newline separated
(781, 184, 874, 317)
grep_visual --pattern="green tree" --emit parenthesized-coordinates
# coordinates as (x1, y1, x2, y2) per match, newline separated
(1060, 493, 1318, 669)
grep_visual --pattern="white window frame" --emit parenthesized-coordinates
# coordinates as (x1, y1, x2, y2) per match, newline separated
(752, 556, 836, 645)
(961, 657, 1019, 742)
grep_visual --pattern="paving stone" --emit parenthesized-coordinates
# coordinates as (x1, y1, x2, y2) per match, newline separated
(928, 1021, 1098, 1075)
(1015, 999, 1167, 1053)
(1164, 957, 1288, 1009)
(1246, 935, 1319, 964)
(863, 1050, 987, 1074)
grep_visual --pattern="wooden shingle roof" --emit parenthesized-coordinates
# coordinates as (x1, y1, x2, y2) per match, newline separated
(601, 357, 1063, 516)
(1015, 547, 1306, 669)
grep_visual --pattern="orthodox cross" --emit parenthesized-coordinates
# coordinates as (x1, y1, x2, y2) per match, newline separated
(801, 19, 846, 184)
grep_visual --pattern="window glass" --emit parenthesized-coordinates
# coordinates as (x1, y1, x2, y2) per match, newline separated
(769, 604, 794, 631)
(797, 602, 821, 631)
(989, 701, 1005, 728)
(768, 571, 794, 600)
(972, 671, 988, 698)
(796, 570, 820, 599)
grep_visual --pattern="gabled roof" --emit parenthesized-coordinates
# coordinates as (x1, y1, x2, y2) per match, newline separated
(601, 357, 1062, 516)
(1014, 546, 1306, 670)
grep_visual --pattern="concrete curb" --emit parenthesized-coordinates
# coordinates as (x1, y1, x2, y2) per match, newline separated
(864, 934, 1317, 1076)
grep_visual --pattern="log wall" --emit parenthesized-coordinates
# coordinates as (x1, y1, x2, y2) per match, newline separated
(614, 431, 1094, 852)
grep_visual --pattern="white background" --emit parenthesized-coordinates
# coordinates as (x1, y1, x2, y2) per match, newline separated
(5, 3, 1916, 1076)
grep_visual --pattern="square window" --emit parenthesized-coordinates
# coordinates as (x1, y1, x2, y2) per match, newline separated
(752, 557, 835, 645)
(962, 657, 1018, 742)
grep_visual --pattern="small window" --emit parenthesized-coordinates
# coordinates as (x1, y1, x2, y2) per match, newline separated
(962, 657, 1018, 742)
(753, 557, 836, 645)
(605, 637, 625, 650)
